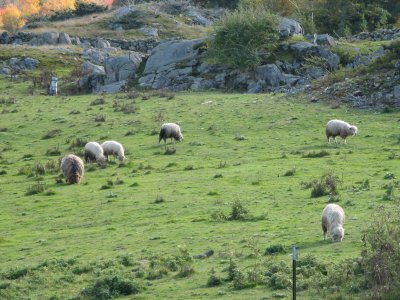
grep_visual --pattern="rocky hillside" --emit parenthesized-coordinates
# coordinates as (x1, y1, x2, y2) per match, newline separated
(0, 1, 399, 108)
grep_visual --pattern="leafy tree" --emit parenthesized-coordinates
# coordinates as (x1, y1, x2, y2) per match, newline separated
(19, 0, 40, 16)
(0, 4, 25, 33)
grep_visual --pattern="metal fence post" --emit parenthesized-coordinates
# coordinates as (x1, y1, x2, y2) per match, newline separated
(292, 245, 296, 300)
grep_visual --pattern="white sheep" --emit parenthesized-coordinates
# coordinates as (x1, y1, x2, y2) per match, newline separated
(101, 140, 125, 162)
(60, 154, 84, 184)
(84, 142, 106, 165)
(321, 203, 345, 242)
(326, 119, 358, 144)
(159, 123, 183, 144)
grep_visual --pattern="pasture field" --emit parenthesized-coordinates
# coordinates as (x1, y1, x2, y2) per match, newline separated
(0, 75, 399, 299)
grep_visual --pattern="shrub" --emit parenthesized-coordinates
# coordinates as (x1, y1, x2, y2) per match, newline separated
(383, 172, 396, 180)
(45, 160, 58, 173)
(42, 129, 61, 139)
(46, 146, 61, 156)
(269, 271, 291, 290)
(283, 167, 296, 176)
(4, 266, 29, 280)
(210, 209, 227, 221)
(176, 246, 194, 278)
(226, 258, 238, 281)
(207, 268, 223, 287)
(309, 172, 340, 198)
(95, 115, 106, 122)
(33, 162, 46, 177)
(75, 1, 107, 16)
(265, 244, 287, 255)
(154, 195, 165, 204)
(81, 275, 143, 299)
(207, 8, 279, 70)
(302, 150, 330, 158)
(229, 200, 249, 220)
(25, 181, 46, 196)
(68, 137, 87, 149)
(382, 183, 395, 201)
(90, 98, 106, 106)
(361, 205, 400, 298)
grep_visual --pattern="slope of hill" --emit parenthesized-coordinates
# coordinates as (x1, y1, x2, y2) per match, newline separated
(0, 73, 399, 299)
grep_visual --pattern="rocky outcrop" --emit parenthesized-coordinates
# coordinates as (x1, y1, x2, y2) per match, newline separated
(104, 52, 143, 84)
(78, 52, 143, 93)
(279, 17, 303, 37)
(29, 31, 72, 46)
(351, 28, 400, 41)
(139, 39, 204, 90)
(138, 38, 305, 93)
(346, 46, 388, 68)
(78, 61, 106, 92)
(305, 34, 337, 47)
(0, 57, 39, 75)
(289, 42, 340, 70)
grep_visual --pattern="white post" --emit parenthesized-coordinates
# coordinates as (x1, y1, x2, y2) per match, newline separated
(49, 76, 58, 96)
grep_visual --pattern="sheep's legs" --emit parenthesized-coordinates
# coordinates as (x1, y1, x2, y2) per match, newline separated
(322, 224, 327, 240)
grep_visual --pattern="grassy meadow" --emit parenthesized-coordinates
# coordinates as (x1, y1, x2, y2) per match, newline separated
(0, 75, 399, 299)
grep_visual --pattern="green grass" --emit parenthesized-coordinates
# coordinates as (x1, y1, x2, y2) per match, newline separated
(0, 45, 83, 77)
(0, 75, 399, 299)
(25, 6, 210, 40)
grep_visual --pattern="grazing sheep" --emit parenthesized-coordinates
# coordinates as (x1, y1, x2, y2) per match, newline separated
(159, 123, 183, 144)
(326, 119, 358, 144)
(101, 140, 125, 162)
(60, 154, 84, 184)
(321, 203, 345, 242)
(84, 142, 106, 165)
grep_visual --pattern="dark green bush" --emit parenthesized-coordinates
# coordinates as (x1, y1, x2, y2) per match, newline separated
(309, 172, 340, 198)
(25, 181, 46, 196)
(265, 244, 287, 255)
(361, 205, 400, 298)
(207, 8, 279, 70)
(229, 200, 249, 220)
(3, 267, 29, 280)
(81, 275, 143, 299)
(75, 1, 107, 16)
(207, 268, 223, 287)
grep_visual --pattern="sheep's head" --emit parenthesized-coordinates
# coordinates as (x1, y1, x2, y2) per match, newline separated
(175, 132, 183, 142)
(97, 155, 107, 166)
(349, 125, 358, 136)
(331, 226, 344, 242)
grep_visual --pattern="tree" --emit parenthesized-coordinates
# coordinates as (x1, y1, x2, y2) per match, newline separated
(18, 0, 40, 16)
(0, 4, 25, 33)
(39, 0, 75, 15)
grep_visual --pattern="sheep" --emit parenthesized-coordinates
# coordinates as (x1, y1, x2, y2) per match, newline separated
(84, 142, 106, 165)
(101, 140, 125, 162)
(326, 119, 358, 144)
(60, 154, 84, 184)
(321, 203, 345, 242)
(159, 123, 183, 144)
